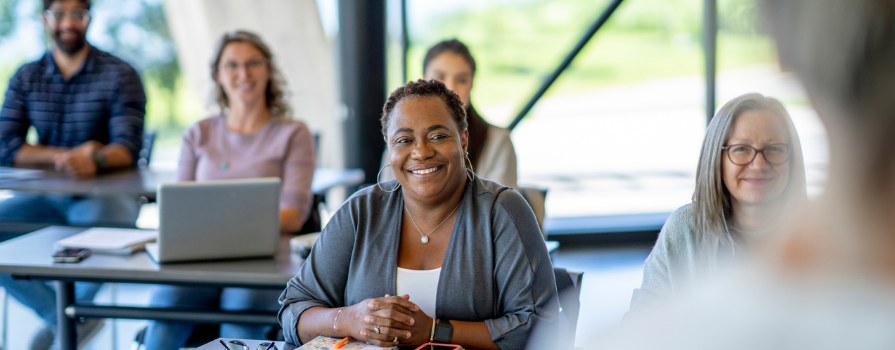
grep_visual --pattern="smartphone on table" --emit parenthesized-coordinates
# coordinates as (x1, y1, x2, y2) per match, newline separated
(52, 248, 91, 263)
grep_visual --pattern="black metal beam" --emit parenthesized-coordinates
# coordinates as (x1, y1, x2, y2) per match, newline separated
(508, 0, 625, 131)
(68, 305, 276, 324)
(401, 0, 409, 83)
(339, 0, 388, 186)
(703, 0, 717, 123)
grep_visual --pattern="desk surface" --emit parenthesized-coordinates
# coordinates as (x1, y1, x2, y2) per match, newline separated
(0, 226, 303, 288)
(0, 167, 364, 197)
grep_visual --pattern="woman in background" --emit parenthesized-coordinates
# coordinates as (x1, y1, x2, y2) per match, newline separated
(629, 93, 807, 313)
(422, 39, 518, 188)
(144, 30, 314, 349)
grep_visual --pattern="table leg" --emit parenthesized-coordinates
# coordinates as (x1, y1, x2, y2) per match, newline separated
(56, 281, 76, 350)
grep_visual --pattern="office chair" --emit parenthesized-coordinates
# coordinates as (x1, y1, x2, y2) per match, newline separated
(296, 193, 326, 235)
(519, 186, 548, 239)
(554, 267, 584, 349)
(137, 131, 157, 170)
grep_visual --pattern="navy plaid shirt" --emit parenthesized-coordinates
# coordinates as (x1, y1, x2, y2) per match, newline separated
(0, 46, 146, 166)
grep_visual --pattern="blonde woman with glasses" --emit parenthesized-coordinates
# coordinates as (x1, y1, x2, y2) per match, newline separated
(628, 92, 807, 313)
(143, 30, 315, 349)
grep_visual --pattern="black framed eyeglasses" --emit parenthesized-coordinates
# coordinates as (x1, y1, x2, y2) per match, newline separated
(721, 143, 791, 165)
(219, 339, 276, 350)
(44, 9, 91, 24)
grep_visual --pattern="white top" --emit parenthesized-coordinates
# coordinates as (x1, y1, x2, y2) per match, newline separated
(396, 267, 441, 318)
(479, 125, 518, 189)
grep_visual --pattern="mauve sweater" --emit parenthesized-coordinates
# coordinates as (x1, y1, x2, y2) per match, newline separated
(177, 115, 314, 225)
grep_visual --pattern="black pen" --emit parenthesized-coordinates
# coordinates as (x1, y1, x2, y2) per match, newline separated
(219, 339, 231, 349)
(265, 341, 275, 350)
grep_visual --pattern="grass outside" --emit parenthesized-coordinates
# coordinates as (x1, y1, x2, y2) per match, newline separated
(403, 31, 775, 125)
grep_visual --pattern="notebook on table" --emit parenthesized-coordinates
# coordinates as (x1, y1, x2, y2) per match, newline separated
(145, 177, 281, 263)
(55, 227, 157, 255)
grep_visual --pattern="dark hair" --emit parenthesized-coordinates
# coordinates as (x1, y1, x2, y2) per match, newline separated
(422, 39, 490, 167)
(43, 0, 90, 10)
(423, 39, 476, 76)
(209, 30, 291, 118)
(381, 79, 467, 140)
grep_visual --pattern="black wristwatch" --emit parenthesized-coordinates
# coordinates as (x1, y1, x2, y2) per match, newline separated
(433, 319, 453, 343)
(92, 151, 107, 171)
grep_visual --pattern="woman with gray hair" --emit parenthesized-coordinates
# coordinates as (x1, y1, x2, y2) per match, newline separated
(592, 2, 895, 348)
(629, 92, 807, 313)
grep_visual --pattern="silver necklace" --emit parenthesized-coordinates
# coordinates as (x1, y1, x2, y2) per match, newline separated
(404, 201, 461, 244)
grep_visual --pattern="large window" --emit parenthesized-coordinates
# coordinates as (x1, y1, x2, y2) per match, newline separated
(390, 0, 827, 227)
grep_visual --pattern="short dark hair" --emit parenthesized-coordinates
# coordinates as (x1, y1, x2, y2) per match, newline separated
(423, 39, 476, 76)
(381, 79, 467, 140)
(43, 0, 91, 11)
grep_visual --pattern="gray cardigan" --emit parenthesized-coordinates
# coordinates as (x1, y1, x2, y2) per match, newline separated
(277, 177, 559, 349)
(628, 204, 736, 314)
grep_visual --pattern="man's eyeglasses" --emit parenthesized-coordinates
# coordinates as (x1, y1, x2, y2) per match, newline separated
(721, 143, 791, 166)
(44, 9, 91, 24)
(219, 59, 268, 73)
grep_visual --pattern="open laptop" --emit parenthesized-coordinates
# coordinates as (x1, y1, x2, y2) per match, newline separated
(145, 177, 281, 263)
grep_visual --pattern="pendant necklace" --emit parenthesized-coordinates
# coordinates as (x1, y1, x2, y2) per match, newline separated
(404, 201, 461, 244)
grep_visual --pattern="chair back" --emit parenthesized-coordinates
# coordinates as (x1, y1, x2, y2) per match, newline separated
(554, 267, 583, 348)
(138, 131, 157, 169)
(520, 186, 548, 239)
(295, 193, 325, 235)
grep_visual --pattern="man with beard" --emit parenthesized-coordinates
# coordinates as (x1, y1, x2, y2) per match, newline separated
(0, 0, 145, 348)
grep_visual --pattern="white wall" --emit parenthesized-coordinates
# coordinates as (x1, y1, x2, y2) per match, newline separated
(162, 0, 343, 168)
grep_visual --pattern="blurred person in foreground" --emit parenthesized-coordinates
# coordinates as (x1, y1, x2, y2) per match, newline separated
(628, 92, 807, 313)
(278, 79, 557, 349)
(591, 1, 895, 349)
(142, 30, 315, 350)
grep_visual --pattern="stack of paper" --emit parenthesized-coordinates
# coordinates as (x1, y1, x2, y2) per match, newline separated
(55, 228, 158, 255)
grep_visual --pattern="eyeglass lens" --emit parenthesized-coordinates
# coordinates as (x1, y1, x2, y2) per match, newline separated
(220, 60, 267, 72)
(726, 144, 790, 165)
(45, 9, 90, 22)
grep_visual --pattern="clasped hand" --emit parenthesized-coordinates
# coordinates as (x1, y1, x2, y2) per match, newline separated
(53, 141, 102, 177)
(342, 294, 433, 346)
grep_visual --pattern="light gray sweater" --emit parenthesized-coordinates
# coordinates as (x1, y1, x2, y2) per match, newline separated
(277, 177, 558, 349)
(629, 204, 736, 313)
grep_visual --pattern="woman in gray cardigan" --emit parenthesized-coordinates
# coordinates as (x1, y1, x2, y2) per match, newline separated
(278, 79, 558, 349)
(629, 93, 807, 313)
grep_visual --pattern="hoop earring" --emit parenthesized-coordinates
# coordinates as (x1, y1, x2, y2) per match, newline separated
(376, 165, 400, 193)
(464, 152, 476, 182)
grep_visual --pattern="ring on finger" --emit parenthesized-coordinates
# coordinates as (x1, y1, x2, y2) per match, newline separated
(373, 325, 381, 334)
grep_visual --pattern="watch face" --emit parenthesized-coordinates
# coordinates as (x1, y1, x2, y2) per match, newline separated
(434, 321, 452, 342)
